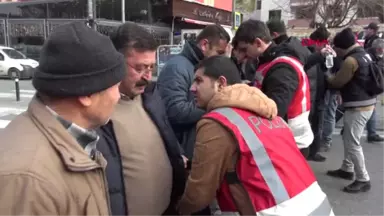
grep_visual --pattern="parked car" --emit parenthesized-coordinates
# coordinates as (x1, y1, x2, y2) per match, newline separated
(0, 46, 39, 79)
(14, 45, 42, 61)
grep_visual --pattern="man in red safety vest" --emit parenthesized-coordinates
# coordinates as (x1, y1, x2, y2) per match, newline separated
(177, 56, 333, 216)
(233, 20, 314, 157)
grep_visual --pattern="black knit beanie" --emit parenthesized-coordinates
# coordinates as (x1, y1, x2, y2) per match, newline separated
(33, 21, 126, 97)
(333, 28, 356, 49)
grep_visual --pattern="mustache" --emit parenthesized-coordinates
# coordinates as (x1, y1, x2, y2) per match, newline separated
(135, 79, 150, 87)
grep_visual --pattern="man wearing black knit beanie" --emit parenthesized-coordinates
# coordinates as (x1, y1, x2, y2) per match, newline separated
(0, 21, 126, 214)
(325, 27, 375, 193)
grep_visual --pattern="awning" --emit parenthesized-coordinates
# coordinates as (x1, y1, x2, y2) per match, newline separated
(181, 17, 234, 41)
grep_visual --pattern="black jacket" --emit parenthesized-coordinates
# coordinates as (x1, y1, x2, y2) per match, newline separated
(98, 83, 186, 214)
(364, 34, 380, 49)
(259, 37, 313, 119)
(340, 47, 377, 108)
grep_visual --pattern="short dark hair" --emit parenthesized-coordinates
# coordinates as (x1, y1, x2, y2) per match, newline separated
(197, 55, 241, 85)
(309, 26, 330, 41)
(196, 24, 231, 45)
(234, 20, 272, 44)
(266, 19, 286, 35)
(110, 22, 158, 54)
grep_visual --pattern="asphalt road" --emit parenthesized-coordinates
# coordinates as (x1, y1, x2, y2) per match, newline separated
(0, 79, 383, 215)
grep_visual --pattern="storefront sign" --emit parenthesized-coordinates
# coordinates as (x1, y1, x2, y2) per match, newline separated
(173, 0, 232, 26)
(234, 11, 242, 30)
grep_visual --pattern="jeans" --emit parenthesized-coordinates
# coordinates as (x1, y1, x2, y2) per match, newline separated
(341, 109, 373, 181)
(366, 106, 378, 137)
(321, 90, 339, 145)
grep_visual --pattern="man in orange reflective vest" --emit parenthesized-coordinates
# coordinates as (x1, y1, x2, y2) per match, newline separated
(177, 56, 333, 216)
(234, 20, 314, 157)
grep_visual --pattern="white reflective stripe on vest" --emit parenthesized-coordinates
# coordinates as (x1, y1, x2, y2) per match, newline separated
(213, 107, 290, 203)
(212, 108, 333, 216)
(271, 56, 309, 114)
(221, 183, 334, 216)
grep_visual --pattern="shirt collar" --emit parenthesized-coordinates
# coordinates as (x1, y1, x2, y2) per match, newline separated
(46, 106, 99, 159)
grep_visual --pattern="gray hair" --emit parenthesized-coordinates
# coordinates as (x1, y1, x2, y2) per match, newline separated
(372, 39, 384, 49)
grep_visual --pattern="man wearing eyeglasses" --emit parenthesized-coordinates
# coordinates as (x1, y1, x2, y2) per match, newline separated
(97, 22, 186, 215)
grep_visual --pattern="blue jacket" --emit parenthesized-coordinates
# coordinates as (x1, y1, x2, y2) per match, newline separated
(157, 41, 205, 159)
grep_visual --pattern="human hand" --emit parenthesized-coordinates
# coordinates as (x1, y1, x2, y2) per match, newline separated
(321, 45, 336, 57)
(182, 155, 189, 169)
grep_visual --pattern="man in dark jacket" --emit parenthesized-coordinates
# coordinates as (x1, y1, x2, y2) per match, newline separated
(157, 24, 230, 160)
(234, 20, 314, 157)
(365, 38, 384, 142)
(364, 22, 380, 49)
(267, 19, 327, 161)
(97, 22, 186, 215)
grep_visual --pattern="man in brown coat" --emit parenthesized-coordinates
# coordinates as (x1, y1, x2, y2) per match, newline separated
(0, 22, 126, 214)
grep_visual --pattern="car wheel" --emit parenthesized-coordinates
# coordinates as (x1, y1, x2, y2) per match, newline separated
(8, 68, 20, 80)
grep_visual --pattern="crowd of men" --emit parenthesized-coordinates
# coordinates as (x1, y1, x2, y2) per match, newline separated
(0, 17, 382, 215)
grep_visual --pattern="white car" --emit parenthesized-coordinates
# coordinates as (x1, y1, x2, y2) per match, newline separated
(0, 46, 39, 79)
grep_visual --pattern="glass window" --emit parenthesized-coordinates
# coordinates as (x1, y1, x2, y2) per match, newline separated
(0, 0, 87, 19)
(96, 0, 122, 21)
(2, 49, 26, 59)
(256, 0, 262, 10)
(47, 0, 87, 19)
(269, 10, 281, 20)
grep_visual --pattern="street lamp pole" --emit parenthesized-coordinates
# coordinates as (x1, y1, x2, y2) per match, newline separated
(87, 0, 96, 30)
(122, 0, 126, 23)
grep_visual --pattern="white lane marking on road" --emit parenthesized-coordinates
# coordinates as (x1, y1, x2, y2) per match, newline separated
(0, 93, 34, 98)
(0, 119, 10, 129)
(11, 90, 36, 94)
(0, 107, 26, 117)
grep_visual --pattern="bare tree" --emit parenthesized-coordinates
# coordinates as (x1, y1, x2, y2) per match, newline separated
(357, 0, 384, 22)
(235, 0, 256, 13)
(272, 0, 381, 28)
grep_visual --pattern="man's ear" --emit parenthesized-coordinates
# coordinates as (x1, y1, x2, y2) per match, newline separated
(198, 39, 209, 52)
(78, 95, 93, 107)
(254, 38, 264, 47)
(218, 76, 228, 88)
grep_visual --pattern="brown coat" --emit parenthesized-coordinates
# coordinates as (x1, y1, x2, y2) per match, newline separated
(0, 97, 110, 215)
(178, 84, 278, 214)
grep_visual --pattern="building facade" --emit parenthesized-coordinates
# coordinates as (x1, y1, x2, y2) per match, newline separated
(0, 0, 235, 47)
(249, 0, 292, 24)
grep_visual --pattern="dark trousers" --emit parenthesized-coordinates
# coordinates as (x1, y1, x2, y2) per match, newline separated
(192, 207, 211, 215)
(300, 147, 310, 158)
(309, 109, 322, 157)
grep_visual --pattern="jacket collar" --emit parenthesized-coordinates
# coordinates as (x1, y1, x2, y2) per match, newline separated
(27, 96, 105, 171)
(180, 40, 205, 66)
(258, 43, 277, 65)
(273, 34, 289, 45)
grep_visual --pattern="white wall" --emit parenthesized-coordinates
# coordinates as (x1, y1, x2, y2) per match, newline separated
(248, 0, 292, 24)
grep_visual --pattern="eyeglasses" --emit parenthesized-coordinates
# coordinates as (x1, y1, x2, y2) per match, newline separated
(126, 61, 156, 74)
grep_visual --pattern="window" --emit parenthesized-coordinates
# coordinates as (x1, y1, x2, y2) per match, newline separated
(0, 0, 87, 19)
(204, 0, 214, 7)
(1, 49, 26, 60)
(256, 0, 262, 10)
(0, 54, 4, 61)
(269, 10, 281, 20)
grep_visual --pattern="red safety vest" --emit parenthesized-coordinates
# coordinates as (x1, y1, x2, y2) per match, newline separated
(204, 107, 333, 216)
(254, 56, 313, 148)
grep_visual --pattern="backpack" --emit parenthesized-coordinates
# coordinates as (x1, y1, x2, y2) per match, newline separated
(361, 53, 384, 96)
